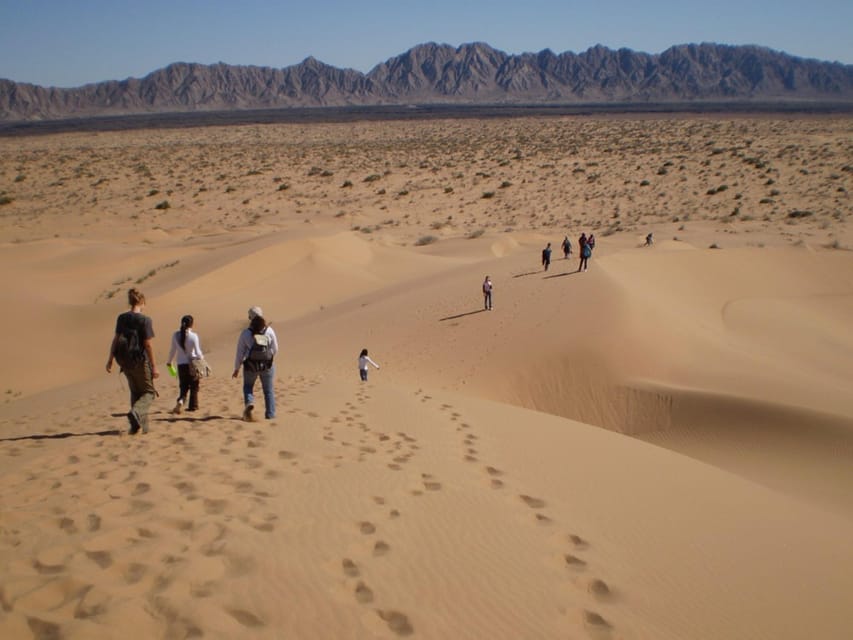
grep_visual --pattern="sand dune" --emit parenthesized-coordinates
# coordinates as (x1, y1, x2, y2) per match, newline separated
(1, 115, 852, 639)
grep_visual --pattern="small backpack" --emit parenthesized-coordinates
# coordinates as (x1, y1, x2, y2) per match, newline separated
(114, 316, 145, 369)
(246, 327, 274, 370)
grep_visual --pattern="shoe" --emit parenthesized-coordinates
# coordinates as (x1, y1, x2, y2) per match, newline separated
(243, 404, 254, 422)
(127, 411, 141, 435)
(170, 400, 183, 415)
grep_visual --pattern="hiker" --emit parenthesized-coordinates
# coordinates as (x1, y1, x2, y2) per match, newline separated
(645, 232, 654, 246)
(358, 348, 380, 381)
(232, 306, 278, 421)
(542, 242, 552, 271)
(587, 234, 596, 252)
(482, 275, 493, 310)
(106, 288, 158, 435)
(561, 235, 572, 259)
(578, 233, 589, 272)
(166, 314, 204, 414)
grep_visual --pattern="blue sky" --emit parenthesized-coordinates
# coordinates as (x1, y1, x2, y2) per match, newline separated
(2, 0, 851, 87)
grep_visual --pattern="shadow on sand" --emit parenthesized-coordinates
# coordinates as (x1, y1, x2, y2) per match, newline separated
(544, 270, 581, 279)
(439, 309, 488, 322)
(0, 429, 122, 442)
(153, 415, 226, 423)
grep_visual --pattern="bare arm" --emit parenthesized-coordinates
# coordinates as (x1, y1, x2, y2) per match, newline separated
(106, 334, 119, 373)
(144, 338, 159, 378)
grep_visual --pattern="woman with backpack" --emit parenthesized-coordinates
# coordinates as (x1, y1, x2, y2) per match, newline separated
(166, 314, 204, 414)
(105, 288, 158, 434)
(232, 306, 278, 421)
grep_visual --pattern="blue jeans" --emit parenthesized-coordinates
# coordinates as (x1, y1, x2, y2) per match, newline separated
(243, 366, 275, 419)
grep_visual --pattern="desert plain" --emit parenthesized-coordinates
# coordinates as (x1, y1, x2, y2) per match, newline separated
(0, 112, 852, 639)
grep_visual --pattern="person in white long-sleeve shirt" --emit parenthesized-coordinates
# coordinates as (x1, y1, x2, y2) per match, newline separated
(166, 315, 204, 414)
(232, 306, 278, 421)
(358, 348, 379, 382)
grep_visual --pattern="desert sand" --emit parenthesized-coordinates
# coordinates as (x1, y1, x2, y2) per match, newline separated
(1, 114, 852, 639)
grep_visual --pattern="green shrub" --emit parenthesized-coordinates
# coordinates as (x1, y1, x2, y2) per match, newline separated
(414, 235, 438, 246)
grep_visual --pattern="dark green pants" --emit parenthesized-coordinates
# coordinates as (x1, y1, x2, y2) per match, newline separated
(123, 362, 155, 433)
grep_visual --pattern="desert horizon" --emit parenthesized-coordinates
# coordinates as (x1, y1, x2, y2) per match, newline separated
(1, 112, 852, 639)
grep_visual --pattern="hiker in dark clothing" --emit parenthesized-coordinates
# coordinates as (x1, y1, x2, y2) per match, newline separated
(106, 288, 158, 434)
(542, 242, 552, 271)
(578, 233, 588, 272)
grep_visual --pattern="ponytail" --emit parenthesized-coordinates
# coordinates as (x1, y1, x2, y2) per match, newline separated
(179, 315, 193, 350)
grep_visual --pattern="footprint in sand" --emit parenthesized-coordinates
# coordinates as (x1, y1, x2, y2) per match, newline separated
(58, 517, 77, 534)
(32, 559, 65, 575)
(569, 534, 590, 549)
(359, 522, 376, 535)
(588, 578, 612, 600)
(423, 481, 442, 491)
(86, 550, 113, 569)
(565, 554, 588, 570)
(132, 482, 150, 496)
(203, 498, 228, 515)
(355, 581, 374, 603)
(377, 610, 414, 636)
(519, 495, 546, 509)
(226, 608, 265, 628)
(373, 541, 390, 556)
(583, 609, 611, 632)
(27, 617, 61, 639)
(87, 514, 101, 532)
(124, 563, 147, 584)
(342, 558, 360, 577)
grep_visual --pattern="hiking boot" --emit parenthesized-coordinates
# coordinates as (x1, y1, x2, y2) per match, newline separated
(127, 411, 142, 435)
(243, 404, 254, 422)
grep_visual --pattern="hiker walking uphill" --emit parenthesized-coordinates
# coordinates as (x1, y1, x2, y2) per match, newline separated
(358, 349, 380, 381)
(482, 275, 493, 310)
(561, 235, 572, 259)
(233, 306, 278, 421)
(166, 314, 204, 414)
(542, 242, 552, 271)
(106, 288, 159, 435)
(578, 233, 591, 272)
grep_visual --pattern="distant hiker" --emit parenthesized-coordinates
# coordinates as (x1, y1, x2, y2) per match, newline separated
(561, 235, 572, 259)
(542, 242, 552, 271)
(166, 314, 204, 414)
(358, 349, 380, 381)
(482, 275, 493, 310)
(587, 234, 596, 252)
(645, 232, 654, 246)
(232, 306, 278, 421)
(106, 288, 158, 435)
(578, 233, 590, 272)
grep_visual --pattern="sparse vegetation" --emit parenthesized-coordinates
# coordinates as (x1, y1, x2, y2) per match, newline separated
(414, 235, 438, 246)
(154, 200, 170, 210)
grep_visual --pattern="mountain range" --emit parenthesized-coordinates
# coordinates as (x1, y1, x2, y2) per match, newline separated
(2, 42, 852, 121)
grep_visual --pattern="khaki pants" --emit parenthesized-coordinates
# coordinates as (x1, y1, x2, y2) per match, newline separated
(123, 361, 155, 433)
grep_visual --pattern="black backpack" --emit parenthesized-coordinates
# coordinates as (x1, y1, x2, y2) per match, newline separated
(114, 315, 146, 369)
(245, 326, 274, 370)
